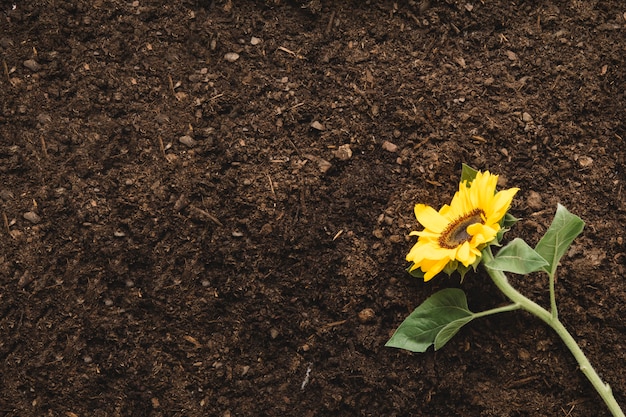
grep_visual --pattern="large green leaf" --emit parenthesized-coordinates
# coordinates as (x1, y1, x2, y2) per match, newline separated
(434, 315, 475, 350)
(385, 288, 474, 352)
(534, 204, 585, 276)
(486, 238, 549, 274)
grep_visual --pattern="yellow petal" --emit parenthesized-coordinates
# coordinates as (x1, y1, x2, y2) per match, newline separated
(414, 204, 449, 232)
(455, 241, 476, 266)
(467, 223, 498, 245)
(422, 257, 451, 281)
(487, 188, 519, 221)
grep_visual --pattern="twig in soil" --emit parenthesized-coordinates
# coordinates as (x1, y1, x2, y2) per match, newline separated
(267, 174, 276, 200)
(506, 374, 540, 388)
(412, 136, 431, 150)
(325, 10, 336, 35)
(167, 74, 178, 100)
(277, 46, 304, 59)
(189, 205, 223, 227)
(2, 59, 11, 85)
(322, 319, 347, 329)
(301, 363, 313, 390)
(471, 135, 487, 143)
(287, 137, 302, 157)
(2, 212, 10, 237)
(40, 135, 48, 158)
(561, 404, 576, 416)
(157, 136, 167, 158)
(287, 102, 305, 112)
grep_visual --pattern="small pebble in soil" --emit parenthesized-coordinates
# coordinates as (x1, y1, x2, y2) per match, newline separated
(23, 59, 41, 71)
(250, 36, 262, 45)
(388, 235, 402, 244)
(382, 140, 398, 153)
(522, 112, 533, 122)
(270, 328, 279, 339)
(23, 211, 41, 224)
(224, 52, 240, 62)
(310, 120, 325, 131)
(179, 135, 196, 147)
(358, 308, 376, 324)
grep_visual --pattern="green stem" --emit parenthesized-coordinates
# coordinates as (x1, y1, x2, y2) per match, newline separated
(483, 248, 624, 417)
(472, 302, 521, 319)
(549, 270, 558, 320)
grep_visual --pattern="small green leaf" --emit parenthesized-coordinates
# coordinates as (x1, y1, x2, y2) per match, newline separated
(485, 238, 549, 274)
(460, 164, 479, 183)
(406, 262, 425, 279)
(534, 204, 585, 276)
(501, 212, 519, 229)
(385, 288, 474, 353)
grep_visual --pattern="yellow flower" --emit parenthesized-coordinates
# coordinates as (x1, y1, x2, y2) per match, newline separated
(407, 171, 519, 281)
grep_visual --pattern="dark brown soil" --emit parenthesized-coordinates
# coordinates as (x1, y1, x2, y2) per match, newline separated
(1, 1, 625, 416)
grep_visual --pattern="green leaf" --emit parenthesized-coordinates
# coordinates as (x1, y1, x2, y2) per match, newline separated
(460, 164, 479, 184)
(385, 288, 474, 352)
(434, 315, 475, 350)
(501, 212, 519, 229)
(406, 262, 425, 279)
(534, 204, 585, 276)
(485, 238, 549, 274)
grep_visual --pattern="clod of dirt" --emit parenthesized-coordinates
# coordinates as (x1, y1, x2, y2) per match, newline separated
(36, 113, 52, 124)
(382, 140, 398, 153)
(304, 154, 332, 173)
(358, 308, 376, 324)
(23, 211, 41, 224)
(526, 191, 543, 210)
(333, 144, 352, 161)
(577, 155, 594, 167)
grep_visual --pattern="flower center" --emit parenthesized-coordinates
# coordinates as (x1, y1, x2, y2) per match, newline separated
(438, 208, 485, 249)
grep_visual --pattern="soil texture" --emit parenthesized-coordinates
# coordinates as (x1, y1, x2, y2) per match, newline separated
(1, 1, 626, 416)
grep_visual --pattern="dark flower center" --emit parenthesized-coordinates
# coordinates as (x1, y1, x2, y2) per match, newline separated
(438, 208, 485, 249)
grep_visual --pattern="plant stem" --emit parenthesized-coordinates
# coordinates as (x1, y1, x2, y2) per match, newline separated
(483, 248, 624, 417)
(472, 302, 521, 319)
(548, 270, 558, 320)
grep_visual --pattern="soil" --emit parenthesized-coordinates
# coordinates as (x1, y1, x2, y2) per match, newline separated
(1, 1, 625, 416)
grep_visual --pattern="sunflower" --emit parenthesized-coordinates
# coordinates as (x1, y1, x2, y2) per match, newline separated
(406, 170, 519, 281)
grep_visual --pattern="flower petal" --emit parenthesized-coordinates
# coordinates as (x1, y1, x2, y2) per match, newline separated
(414, 204, 449, 232)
